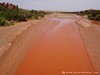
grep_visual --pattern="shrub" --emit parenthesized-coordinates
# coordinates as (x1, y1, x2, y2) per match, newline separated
(88, 12, 100, 21)
(0, 17, 8, 26)
(72, 10, 100, 22)
(0, 4, 48, 26)
(95, 15, 100, 21)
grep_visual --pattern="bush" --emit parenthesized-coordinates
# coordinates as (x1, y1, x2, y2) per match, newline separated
(0, 5, 48, 26)
(73, 10, 100, 22)
(95, 15, 100, 21)
(0, 17, 8, 26)
(0, 17, 14, 26)
(88, 12, 100, 21)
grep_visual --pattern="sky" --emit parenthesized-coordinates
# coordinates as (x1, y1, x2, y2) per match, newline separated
(0, 0, 100, 11)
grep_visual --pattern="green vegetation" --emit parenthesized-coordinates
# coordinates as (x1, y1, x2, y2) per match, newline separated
(0, 17, 9, 26)
(0, 4, 48, 26)
(88, 12, 100, 21)
(70, 9, 100, 22)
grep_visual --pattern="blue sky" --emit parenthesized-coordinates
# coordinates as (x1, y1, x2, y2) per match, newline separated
(0, 0, 100, 11)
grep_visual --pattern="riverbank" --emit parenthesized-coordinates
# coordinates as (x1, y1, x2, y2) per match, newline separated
(0, 20, 38, 57)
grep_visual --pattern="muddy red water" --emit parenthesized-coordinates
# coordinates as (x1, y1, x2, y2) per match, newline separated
(14, 18, 96, 75)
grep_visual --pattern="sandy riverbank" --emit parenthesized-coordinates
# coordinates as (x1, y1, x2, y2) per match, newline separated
(0, 20, 38, 57)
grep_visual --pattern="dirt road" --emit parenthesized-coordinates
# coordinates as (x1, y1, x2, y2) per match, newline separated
(0, 14, 99, 75)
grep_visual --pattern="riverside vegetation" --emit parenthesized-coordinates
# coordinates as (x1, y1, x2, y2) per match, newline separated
(0, 2, 48, 26)
(71, 9, 100, 22)
(61, 9, 100, 22)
